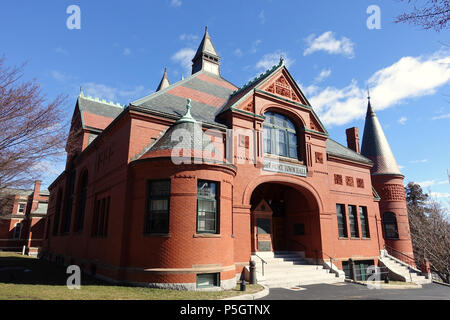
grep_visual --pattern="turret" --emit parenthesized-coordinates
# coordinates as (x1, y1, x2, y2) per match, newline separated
(191, 26, 221, 76)
(361, 95, 415, 263)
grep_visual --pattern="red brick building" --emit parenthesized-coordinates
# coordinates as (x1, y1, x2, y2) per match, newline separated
(0, 180, 49, 254)
(42, 28, 418, 289)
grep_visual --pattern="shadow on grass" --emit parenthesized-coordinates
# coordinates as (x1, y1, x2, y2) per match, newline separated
(0, 254, 114, 287)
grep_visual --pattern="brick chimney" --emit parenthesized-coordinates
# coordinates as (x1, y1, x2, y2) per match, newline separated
(345, 127, 360, 154)
(31, 180, 42, 212)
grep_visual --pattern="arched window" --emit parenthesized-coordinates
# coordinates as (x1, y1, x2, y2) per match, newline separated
(263, 112, 299, 159)
(13, 222, 22, 239)
(74, 171, 88, 232)
(383, 212, 399, 239)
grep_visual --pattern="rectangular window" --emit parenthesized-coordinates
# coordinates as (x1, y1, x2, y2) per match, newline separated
(91, 196, 110, 237)
(348, 205, 359, 238)
(277, 129, 287, 157)
(336, 204, 348, 238)
(263, 126, 272, 154)
(145, 180, 170, 234)
(359, 206, 370, 238)
(17, 203, 25, 214)
(196, 273, 220, 288)
(197, 180, 218, 234)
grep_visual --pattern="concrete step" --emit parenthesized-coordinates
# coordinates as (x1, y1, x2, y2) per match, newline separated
(260, 276, 343, 288)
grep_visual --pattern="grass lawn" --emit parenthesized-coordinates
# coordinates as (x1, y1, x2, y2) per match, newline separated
(0, 252, 263, 300)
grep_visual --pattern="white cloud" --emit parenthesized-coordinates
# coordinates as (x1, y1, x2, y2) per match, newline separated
(418, 180, 437, 188)
(234, 48, 243, 57)
(304, 31, 355, 58)
(258, 10, 266, 24)
(432, 113, 450, 120)
(398, 116, 407, 125)
(171, 48, 195, 74)
(251, 40, 262, 54)
(170, 0, 182, 7)
(83, 83, 147, 102)
(179, 34, 198, 42)
(123, 48, 131, 56)
(306, 50, 450, 126)
(255, 51, 294, 70)
(55, 47, 68, 55)
(410, 159, 429, 164)
(430, 192, 450, 198)
(314, 69, 331, 82)
(51, 70, 68, 82)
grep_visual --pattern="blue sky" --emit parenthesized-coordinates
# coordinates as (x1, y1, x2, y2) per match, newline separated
(0, 0, 449, 206)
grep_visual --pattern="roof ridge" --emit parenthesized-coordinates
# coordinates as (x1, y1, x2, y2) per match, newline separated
(230, 58, 283, 98)
(79, 93, 125, 108)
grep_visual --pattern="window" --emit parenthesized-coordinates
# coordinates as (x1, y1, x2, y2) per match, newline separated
(74, 171, 88, 232)
(359, 206, 370, 238)
(13, 223, 22, 239)
(383, 212, 399, 239)
(61, 169, 76, 234)
(17, 203, 26, 214)
(348, 205, 359, 238)
(91, 196, 110, 237)
(52, 190, 63, 236)
(145, 180, 170, 234)
(336, 204, 348, 238)
(197, 180, 218, 233)
(196, 273, 220, 288)
(263, 112, 299, 159)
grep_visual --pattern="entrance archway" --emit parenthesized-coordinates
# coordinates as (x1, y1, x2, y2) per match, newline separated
(250, 182, 321, 258)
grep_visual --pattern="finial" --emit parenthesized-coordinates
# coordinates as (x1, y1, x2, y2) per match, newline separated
(181, 74, 184, 80)
(367, 85, 371, 101)
(79, 86, 84, 97)
(205, 26, 208, 33)
(280, 55, 285, 66)
(176, 98, 196, 123)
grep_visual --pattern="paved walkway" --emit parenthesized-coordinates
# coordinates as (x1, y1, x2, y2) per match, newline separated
(258, 282, 450, 300)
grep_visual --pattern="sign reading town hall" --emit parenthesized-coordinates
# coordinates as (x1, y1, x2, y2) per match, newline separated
(262, 158, 307, 177)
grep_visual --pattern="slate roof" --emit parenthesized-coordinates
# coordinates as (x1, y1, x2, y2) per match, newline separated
(77, 94, 125, 130)
(131, 70, 237, 128)
(326, 138, 372, 165)
(361, 100, 402, 175)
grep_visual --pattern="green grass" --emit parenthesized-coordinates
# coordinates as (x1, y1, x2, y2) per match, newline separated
(0, 252, 263, 300)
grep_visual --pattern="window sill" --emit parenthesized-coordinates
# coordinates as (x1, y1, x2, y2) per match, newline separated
(143, 233, 171, 237)
(338, 237, 349, 240)
(193, 233, 221, 238)
(361, 237, 371, 240)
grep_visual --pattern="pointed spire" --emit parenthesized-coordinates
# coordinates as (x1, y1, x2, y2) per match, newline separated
(361, 96, 402, 176)
(176, 99, 197, 123)
(192, 26, 220, 75)
(156, 68, 170, 91)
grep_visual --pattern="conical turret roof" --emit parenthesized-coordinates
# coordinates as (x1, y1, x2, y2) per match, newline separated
(156, 68, 170, 91)
(361, 99, 402, 175)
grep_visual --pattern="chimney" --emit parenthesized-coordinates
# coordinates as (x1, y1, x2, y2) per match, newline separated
(346, 127, 360, 154)
(31, 180, 42, 212)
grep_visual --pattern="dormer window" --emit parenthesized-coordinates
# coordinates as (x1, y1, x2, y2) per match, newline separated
(263, 112, 299, 160)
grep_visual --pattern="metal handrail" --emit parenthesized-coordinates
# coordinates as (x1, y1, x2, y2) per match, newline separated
(253, 253, 267, 277)
(384, 244, 417, 282)
(314, 249, 335, 273)
(384, 244, 416, 267)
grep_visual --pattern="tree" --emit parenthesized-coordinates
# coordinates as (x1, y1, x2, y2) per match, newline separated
(395, 0, 450, 31)
(0, 56, 67, 216)
(405, 182, 450, 283)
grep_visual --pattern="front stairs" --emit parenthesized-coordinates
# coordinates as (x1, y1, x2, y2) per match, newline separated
(251, 251, 345, 288)
(379, 252, 431, 285)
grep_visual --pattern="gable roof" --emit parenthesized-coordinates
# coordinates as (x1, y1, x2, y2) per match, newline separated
(131, 70, 237, 128)
(77, 94, 125, 131)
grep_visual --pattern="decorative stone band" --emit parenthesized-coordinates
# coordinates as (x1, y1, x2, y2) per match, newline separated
(379, 184, 406, 201)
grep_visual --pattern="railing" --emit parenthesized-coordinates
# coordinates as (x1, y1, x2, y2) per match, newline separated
(253, 254, 267, 277)
(384, 244, 416, 268)
(313, 249, 335, 273)
(384, 244, 417, 282)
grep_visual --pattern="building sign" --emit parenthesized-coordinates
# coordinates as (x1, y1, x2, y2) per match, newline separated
(262, 158, 307, 177)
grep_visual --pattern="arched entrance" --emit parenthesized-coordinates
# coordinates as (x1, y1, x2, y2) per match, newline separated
(250, 182, 321, 258)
